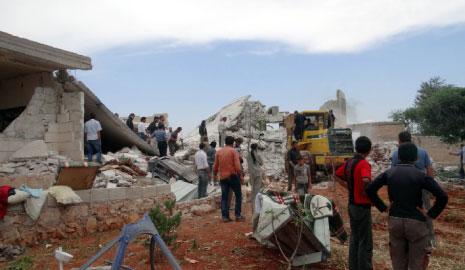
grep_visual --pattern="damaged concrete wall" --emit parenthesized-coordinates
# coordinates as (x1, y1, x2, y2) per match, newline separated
(320, 89, 347, 128)
(0, 185, 172, 245)
(0, 74, 85, 162)
(413, 136, 462, 166)
(348, 121, 405, 143)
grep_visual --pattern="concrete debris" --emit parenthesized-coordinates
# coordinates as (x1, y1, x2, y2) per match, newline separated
(149, 157, 198, 184)
(10, 140, 49, 161)
(0, 154, 69, 179)
(367, 141, 398, 177)
(0, 244, 25, 262)
(170, 180, 198, 202)
(182, 96, 287, 179)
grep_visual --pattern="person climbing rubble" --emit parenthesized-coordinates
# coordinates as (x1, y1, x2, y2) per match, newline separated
(84, 113, 103, 164)
(218, 117, 227, 147)
(366, 142, 448, 270)
(168, 127, 182, 156)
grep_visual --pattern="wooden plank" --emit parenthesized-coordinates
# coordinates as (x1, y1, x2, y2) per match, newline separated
(56, 166, 99, 190)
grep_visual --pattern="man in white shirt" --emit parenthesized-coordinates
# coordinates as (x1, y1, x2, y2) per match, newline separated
(218, 117, 227, 147)
(195, 143, 211, 198)
(84, 113, 103, 163)
(137, 117, 148, 141)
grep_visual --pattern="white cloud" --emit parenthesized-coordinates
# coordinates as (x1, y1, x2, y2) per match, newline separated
(1, 0, 465, 54)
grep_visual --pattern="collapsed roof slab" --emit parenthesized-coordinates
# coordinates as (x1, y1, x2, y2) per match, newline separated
(68, 81, 155, 155)
(0, 31, 91, 80)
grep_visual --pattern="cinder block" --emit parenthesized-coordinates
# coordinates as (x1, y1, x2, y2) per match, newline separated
(47, 123, 59, 133)
(126, 186, 144, 199)
(58, 122, 74, 133)
(75, 189, 91, 203)
(69, 111, 84, 121)
(142, 186, 158, 198)
(109, 188, 127, 201)
(90, 189, 109, 202)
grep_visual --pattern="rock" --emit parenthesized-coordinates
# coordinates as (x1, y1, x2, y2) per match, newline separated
(10, 140, 49, 161)
(191, 204, 214, 216)
(0, 166, 15, 174)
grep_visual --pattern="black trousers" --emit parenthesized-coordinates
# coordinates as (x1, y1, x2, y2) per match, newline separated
(158, 141, 168, 157)
(348, 204, 373, 270)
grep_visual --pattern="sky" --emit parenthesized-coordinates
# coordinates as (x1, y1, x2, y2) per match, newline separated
(2, 0, 465, 133)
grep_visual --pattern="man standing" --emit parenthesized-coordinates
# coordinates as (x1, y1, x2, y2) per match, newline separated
(147, 116, 159, 135)
(218, 117, 227, 147)
(367, 142, 448, 270)
(137, 117, 148, 140)
(168, 127, 182, 156)
(206, 141, 217, 185)
(391, 131, 436, 249)
(126, 113, 136, 132)
(294, 111, 305, 140)
(449, 143, 465, 179)
(153, 125, 168, 157)
(213, 136, 244, 222)
(335, 136, 373, 270)
(199, 120, 208, 141)
(195, 143, 210, 199)
(84, 113, 103, 164)
(287, 141, 300, 191)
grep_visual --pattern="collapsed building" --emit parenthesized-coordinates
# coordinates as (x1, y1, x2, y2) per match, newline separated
(0, 32, 172, 246)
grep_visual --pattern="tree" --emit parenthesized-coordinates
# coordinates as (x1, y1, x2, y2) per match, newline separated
(390, 78, 465, 143)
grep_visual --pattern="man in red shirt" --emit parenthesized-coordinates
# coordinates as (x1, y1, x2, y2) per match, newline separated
(213, 136, 244, 222)
(335, 136, 373, 270)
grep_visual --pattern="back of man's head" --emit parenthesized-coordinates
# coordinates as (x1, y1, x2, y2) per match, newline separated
(398, 142, 418, 164)
(355, 136, 372, 155)
(210, 141, 217, 148)
(398, 131, 412, 143)
(89, 113, 96, 119)
(225, 136, 235, 146)
(199, 143, 205, 150)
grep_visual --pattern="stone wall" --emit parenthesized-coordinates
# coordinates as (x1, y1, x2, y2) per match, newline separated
(0, 73, 85, 162)
(0, 185, 173, 246)
(413, 136, 462, 166)
(349, 121, 405, 143)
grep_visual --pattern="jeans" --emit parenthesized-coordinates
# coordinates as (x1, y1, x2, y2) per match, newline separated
(348, 204, 373, 270)
(460, 163, 464, 179)
(389, 217, 429, 270)
(220, 174, 242, 219)
(158, 141, 167, 157)
(86, 140, 102, 163)
(296, 183, 308, 196)
(138, 132, 146, 140)
(197, 170, 209, 199)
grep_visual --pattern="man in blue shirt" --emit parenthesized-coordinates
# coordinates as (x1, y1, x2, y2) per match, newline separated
(391, 131, 436, 256)
(152, 125, 168, 157)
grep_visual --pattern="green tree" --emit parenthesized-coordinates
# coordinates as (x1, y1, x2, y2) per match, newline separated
(390, 78, 465, 143)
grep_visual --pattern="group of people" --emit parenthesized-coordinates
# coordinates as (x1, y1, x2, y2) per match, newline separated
(126, 113, 182, 157)
(193, 117, 265, 222)
(333, 131, 448, 270)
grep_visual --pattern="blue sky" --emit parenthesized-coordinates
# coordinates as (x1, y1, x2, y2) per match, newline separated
(74, 25, 465, 132)
(4, 1, 465, 133)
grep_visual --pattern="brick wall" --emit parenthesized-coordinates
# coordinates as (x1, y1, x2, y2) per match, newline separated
(0, 185, 173, 246)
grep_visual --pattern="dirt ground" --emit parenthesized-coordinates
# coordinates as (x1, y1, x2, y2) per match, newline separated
(2, 183, 465, 270)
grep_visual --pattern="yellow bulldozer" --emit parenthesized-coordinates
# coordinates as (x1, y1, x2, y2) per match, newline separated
(285, 110, 354, 179)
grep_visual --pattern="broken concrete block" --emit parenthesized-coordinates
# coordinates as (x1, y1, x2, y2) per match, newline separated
(10, 140, 49, 161)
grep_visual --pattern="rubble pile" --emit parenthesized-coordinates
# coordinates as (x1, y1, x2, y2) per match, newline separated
(367, 141, 397, 177)
(0, 155, 70, 179)
(182, 96, 287, 179)
(0, 244, 25, 262)
(93, 147, 150, 188)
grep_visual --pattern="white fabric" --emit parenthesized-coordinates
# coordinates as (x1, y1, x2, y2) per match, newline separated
(137, 122, 147, 133)
(25, 191, 48, 221)
(194, 150, 209, 170)
(48, 186, 83, 205)
(7, 190, 30, 204)
(307, 195, 333, 219)
(84, 119, 102, 140)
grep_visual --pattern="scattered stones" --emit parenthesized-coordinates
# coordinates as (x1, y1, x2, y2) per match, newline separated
(0, 244, 25, 262)
(191, 204, 214, 216)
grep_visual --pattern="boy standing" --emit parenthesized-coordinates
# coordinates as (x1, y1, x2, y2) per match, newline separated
(335, 136, 373, 270)
(294, 157, 312, 195)
(366, 142, 448, 270)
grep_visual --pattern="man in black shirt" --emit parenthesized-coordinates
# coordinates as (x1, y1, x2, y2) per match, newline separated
(287, 141, 301, 191)
(126, 113, 136, 132)
(366, 142, 448, 270)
